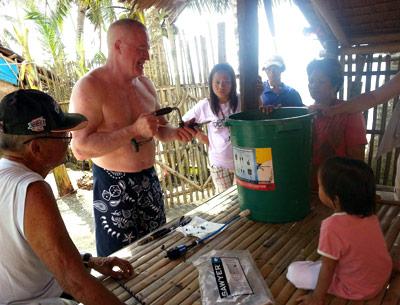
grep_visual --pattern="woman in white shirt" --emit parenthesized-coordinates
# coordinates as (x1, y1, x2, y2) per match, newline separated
(183, 63, 240, 193)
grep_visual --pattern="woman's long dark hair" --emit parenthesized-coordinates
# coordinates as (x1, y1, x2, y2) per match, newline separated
(208, 63, 239, 117)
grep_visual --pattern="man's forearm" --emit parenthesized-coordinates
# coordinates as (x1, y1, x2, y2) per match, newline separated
(72, 126, 136, 160)
(345, 72, 400, 114)
(63, 272, 125, 305)
(156, 125, 179, 142)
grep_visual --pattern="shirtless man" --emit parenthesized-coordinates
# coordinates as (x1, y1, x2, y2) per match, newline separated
(70, 19, 195, 256)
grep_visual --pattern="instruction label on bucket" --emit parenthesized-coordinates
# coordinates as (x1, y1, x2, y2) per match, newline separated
(233, 146, 275, 191)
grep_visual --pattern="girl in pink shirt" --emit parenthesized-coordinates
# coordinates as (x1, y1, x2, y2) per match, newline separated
(287, 157, 392, 304)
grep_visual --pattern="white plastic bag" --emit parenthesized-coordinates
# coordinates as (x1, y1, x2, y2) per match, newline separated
(176, 216, 224, 239)
(193, 250, 274, 305)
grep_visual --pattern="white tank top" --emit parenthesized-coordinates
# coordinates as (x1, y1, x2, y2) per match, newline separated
(0, 158, 62, 305)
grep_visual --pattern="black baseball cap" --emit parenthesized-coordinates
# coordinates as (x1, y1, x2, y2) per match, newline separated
(0, 89, 87, 135)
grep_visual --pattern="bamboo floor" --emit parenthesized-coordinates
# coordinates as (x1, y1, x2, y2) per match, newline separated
(101, 187, 400, 305)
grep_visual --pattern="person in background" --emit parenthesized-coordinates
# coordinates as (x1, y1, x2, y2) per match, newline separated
(260, 55, 303, 108)
(0, 89, 133, 305)
(69, 19, 195, 256)
(312, 71, 400, 197)
(183, 63, 240, 193)
(287, 157, 392, 305)
(307, 58, 367, 189)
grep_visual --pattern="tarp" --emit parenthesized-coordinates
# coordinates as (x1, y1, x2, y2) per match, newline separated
(0, 58, 18, 86)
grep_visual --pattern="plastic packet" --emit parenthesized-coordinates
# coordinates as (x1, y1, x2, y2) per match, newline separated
(193, 249, 274, 305)
(176, 216, 224, 239)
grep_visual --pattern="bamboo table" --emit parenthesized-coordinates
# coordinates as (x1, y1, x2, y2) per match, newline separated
(101, 187, 400, 305)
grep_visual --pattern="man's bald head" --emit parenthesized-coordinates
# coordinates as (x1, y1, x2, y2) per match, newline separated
(107, 19, 147, 52)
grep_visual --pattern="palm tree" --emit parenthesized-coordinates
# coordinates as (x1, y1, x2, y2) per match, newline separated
(25, 0, 70, 75)
(73, 0, 117, 76)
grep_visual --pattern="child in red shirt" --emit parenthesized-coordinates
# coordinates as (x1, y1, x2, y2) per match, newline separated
(287, 157, 392, 304)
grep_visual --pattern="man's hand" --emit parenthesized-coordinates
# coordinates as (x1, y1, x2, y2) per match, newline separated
(183, 119, 209, 145)
(89, 256, 134, 280)
(296, 293, 325, 305)
(256, 76, 264, 97)
(175, 125, 196, 142)
(132, 113, 159, 139)
(259, 104, 281, 114)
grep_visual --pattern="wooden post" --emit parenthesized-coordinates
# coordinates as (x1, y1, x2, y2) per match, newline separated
(52, 165, 74, 197)
(237, 0, 259, 111)
(53, 102, 74, 197)
(217, 22, 226, 63)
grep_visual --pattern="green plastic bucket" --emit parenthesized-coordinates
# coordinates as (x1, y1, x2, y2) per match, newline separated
(225, 107, 314, 223)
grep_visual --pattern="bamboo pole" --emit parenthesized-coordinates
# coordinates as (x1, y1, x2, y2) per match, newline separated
(166, 20, 181, 96)
(140, 263, 194, 303)
(155, 160, 203, 190)
(274, 238, 319, 304)
(180, 293, 201, 305)
(374, 56, 384, 181)
(200, 36, 209, 85)
(217, 22, 226, 64)
(184, 34, 195, 84)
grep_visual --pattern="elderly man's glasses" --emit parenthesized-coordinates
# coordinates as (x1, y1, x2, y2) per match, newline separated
(23, 132, 72, 144)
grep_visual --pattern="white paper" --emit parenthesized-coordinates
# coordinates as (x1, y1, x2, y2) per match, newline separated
(176, 216, 224, 239)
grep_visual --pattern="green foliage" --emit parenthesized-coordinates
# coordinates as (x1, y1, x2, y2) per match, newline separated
(88, 50, 106, 68)
(86, 0, 117, 31)
(75, 38, 88, 77)
(25, 0, 70, 72)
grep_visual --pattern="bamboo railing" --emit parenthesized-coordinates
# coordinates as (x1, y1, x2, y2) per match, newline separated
(340, 53, 400, 186)
(144, 13, 219, 207)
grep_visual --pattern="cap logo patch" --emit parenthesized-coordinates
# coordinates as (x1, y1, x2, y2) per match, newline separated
(28, 117, 46, 132)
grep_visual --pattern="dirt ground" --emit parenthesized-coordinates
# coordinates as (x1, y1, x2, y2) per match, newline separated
(47, 169, 202, 255)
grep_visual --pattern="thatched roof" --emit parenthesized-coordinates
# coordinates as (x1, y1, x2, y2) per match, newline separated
(122, 0, 400, 55)
(0, 46, 24, 63)
(295, 0, 400, 54)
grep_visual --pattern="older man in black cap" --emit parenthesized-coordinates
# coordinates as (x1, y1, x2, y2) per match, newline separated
(0, 89, 133, 305)
(260, 55, 304, 108)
